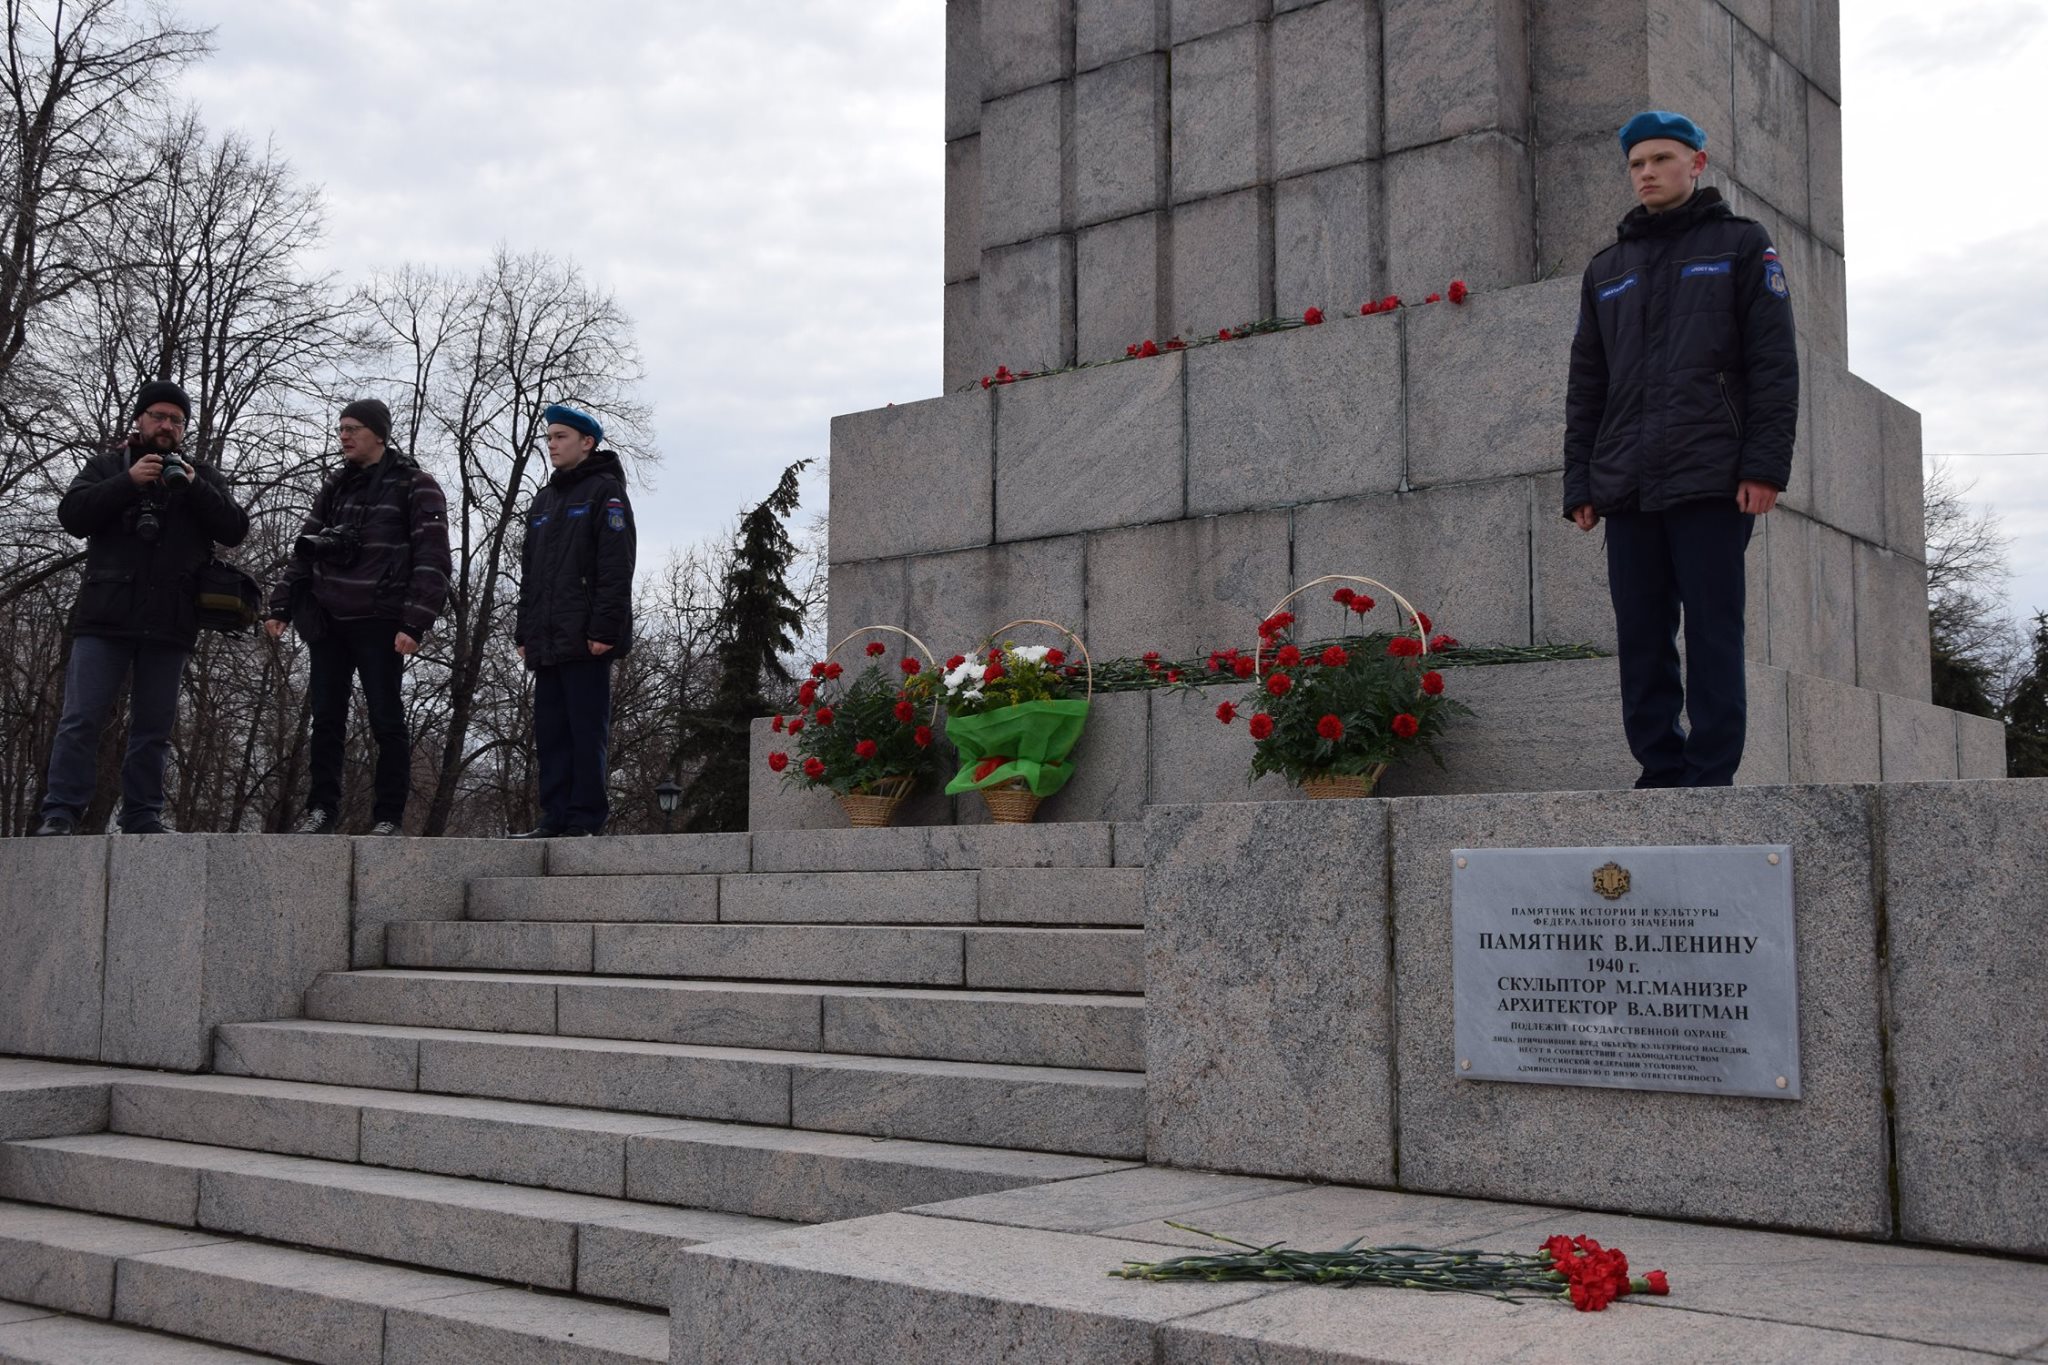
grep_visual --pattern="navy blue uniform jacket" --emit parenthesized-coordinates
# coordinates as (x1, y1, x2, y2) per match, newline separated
(516, 450, 636, 667)
(1563, 187, 1799, 518)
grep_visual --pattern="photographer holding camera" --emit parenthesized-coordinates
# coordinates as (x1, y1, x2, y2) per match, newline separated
(32, 380, 250, 836)
(265, 399, 451, 835)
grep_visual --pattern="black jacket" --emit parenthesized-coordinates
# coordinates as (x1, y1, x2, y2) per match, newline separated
(266, 447, 452, 640)
(59, 439, 250, 648)
(1563, 187, 1799, 517)
(516, 451, 635, 667)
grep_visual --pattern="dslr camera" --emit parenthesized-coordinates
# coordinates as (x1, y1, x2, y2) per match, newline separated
(295, 523, 361, 564)
(158, 451, 193, 488)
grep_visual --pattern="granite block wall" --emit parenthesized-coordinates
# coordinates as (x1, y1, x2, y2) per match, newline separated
(944, 0, 1849, 390)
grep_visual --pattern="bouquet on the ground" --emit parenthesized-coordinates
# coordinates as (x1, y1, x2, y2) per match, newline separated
(768, 637, 940, 819)
(936, 623, 1091, 821)
(1214, 577, 1471, 797)
(1113, 1226, 1669, 1313)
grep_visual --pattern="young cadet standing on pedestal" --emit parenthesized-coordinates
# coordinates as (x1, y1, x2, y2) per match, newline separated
(511, 404, 635, 838)
(1563, 111, 1798, 788)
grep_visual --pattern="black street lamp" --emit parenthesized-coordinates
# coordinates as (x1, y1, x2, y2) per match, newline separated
(655, 777, 682, 834)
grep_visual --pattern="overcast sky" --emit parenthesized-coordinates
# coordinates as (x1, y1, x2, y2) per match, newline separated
(176, 0, 2047, 631)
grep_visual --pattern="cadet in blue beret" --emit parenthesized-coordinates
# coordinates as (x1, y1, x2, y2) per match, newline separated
(510, 403, 636, 837)
(1561, 110, 1799, 788)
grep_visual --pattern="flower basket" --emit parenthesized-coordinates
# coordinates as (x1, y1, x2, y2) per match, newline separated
(1213, 574, 1472, 795)
(938, 620, 1093, 824)
(1300, 766, 1388, 801)
(836, 774, 918, 828)
(767, 625, 942, 828)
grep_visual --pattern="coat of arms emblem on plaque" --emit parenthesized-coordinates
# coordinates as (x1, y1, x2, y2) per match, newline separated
(1592, 861, 1631, 900)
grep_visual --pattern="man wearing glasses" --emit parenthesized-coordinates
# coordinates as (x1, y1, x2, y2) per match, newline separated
(265, 399, 451, 835)
(32, 380, 250, 835)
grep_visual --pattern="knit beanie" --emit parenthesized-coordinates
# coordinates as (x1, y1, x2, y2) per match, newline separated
(133, 380, 192, 420)
(340, 398, 392, 443)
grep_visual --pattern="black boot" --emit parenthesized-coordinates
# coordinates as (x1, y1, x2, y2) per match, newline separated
(31, 813, 77, 836)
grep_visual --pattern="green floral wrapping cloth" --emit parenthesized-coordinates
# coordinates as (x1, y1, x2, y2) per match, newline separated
(942, 698, 1091, 797)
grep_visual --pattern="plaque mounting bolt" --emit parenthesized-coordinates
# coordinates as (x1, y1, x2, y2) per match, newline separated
(1768, 853, 1781, 866)
(1460, 1059, 1472, 1070)
(1455, 857, 1468, 869)
(1776, 1076, 1789, 1089)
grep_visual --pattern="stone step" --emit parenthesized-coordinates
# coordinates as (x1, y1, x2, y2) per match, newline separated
(210, 1020, 1147, 1158)
(525, 822, 1140, 878)
(102, 1073, 1134, 1222)
(0, 1202, 668, 1362)
(468, 866, 1145, 927)
(306, 969, 1146, 1070)
(385, 920, 1144, 991)
(0, 1298, 286, 1363)
(0, 1133, 786, 1308)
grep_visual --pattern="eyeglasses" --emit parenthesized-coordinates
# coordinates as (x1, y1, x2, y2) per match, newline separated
(338, 423, 368, 435)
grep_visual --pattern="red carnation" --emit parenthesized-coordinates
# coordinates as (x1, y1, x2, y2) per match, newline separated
(1448, 279, 1469, 304)
(822, 662, 843, 679)
(1275, 644, 1301, 667)
(973, 755, 1007, 782)
(814, 706, 835, 725)
(1248, 712, 1275, 740)
(1425, 292, 1442, 303)
(1360, 299, 1380, 316)
(1138, 339, 1160, 357)
(984, 660, 1006, 681)
(988, 647, 1004, 662)
(767, 751, 789, 772)
(1165, 336, 1186, 351)
(1414, 611, 1432, 633)
(1332, 587, 1355, 605)
(1258, 611, 1294, 638)
(1142, 650, 1161, 663)
(865, 641, 886, 656)
(809, 661, 827, 678)
(1642, 1270, 1670, 1296)
(1216, 327, 1234, 340)
(981, 375, 993, 389)
(1046, 648, 1065, 666)
(1421, 670, 1445, 695)
(945, 654, 966, 670)
(1381, 294, 1401, 312)
(1430, 634, 1459, 651)
(894, 700, 916, 723)
(1391, 713, 1420, 738)
(1126, 344, 1141, 357)
(1320, 645, 1349, 667)
(854, 739, 878, 760)
(900, 656, 921, 675)
(1350, 594, 1376, 614)
(1316, 714, 1344, 740)
(1216, 701, 1238, 725)
(1387, 637, 1423, 658)
(1165, 668, 1181, 682)
(786, 718, 804, 735)
(1232, 655, 1257, 678)
(797, 680, 818, 705)
(993, 365, 1013, 383)
(1265, 671, 1293, 697)
(913, 725, 933, 748)
(1302, 307, 1324, 325)
(802, 756, 826, 779)
(771, 714, 786, 732)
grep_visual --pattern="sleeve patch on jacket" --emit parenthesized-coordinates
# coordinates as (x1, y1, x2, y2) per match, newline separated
(605, 499, 629, 532)
(1764, 260, 1789, 298)
(567, 504, 590, 518)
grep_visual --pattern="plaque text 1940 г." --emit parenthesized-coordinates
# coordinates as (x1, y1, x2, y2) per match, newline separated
(1451, 846, 1801, 1099)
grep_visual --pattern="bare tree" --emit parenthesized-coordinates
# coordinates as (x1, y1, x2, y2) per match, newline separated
(1923, 460, 2024, 717)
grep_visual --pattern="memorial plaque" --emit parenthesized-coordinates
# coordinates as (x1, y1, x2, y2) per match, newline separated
(1452, 845, 1800, 1099)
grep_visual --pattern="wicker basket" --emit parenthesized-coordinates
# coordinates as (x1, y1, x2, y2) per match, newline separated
(980, 780, 1042, 824)
(1300, 765, 1388, 801)
(836, 774, 917, 828)
(967, 619, 1094, 826)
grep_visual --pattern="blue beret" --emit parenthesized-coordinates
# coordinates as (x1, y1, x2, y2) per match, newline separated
(1619, 110, 1707, 153)
(543, 403, 603, 445)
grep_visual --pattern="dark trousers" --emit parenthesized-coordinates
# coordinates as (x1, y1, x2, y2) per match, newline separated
(42, 635, 188, 827)
(1604, 500, 1756, 788)
(308, 617, 410, 824)
(534, 655, 613, 833)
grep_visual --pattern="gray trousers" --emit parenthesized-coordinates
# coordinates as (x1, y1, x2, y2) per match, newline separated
(41, 635, 187, 828)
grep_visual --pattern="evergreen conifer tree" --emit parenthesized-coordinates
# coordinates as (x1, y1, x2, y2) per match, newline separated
(2004, 611, 2048, 778)
(674, 460, 811, 831)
